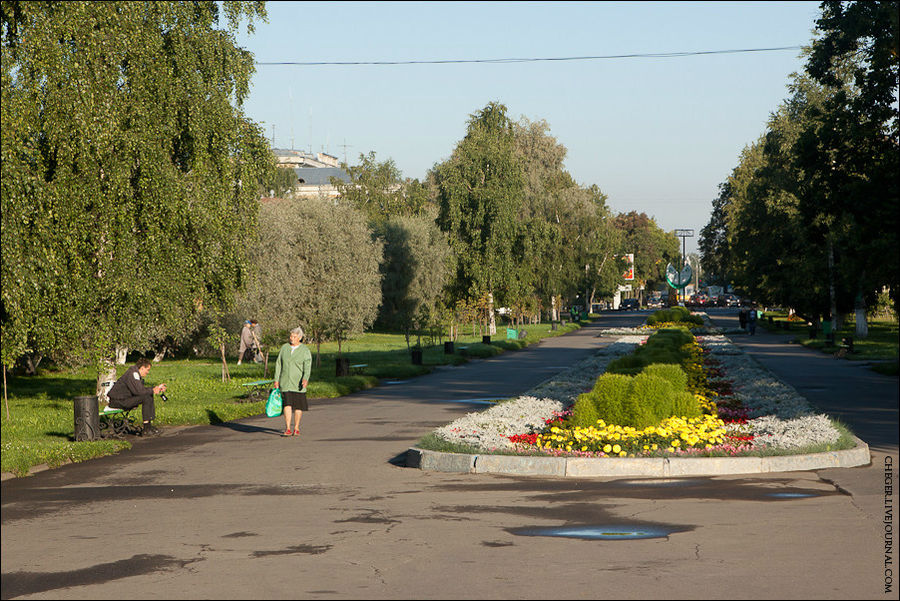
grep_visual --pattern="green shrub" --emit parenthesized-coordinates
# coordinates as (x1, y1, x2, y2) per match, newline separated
(606, 354, 646, 375)
(672, 390, 702, 418)
(591, 373, 633, 425)
(572, 392, 600, 428)
(642, 363, 688, 390)
(646, 307, 704, 327)
(628, 372, 675, 428)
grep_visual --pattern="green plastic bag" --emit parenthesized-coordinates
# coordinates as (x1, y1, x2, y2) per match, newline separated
(265, 388, 282, 417)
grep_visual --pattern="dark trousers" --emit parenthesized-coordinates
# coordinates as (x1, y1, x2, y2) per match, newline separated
(108, 393, 156, 422)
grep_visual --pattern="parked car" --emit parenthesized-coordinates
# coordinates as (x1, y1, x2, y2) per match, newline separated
(619, 298, 640, 311)
(723, 294, 741, 307)
(647, 297, 664, 309)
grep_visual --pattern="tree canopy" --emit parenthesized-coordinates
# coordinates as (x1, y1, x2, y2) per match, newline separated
(1, 1, 272, 372)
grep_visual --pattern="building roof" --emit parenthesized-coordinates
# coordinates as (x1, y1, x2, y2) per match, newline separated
(292, 167, 350, 186)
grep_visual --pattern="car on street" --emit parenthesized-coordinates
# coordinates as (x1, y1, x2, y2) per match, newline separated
(619, 298, 640, 311)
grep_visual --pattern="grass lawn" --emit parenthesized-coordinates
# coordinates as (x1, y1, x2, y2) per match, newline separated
(759, 312, 898, 375)
(1, 321, 581, 476)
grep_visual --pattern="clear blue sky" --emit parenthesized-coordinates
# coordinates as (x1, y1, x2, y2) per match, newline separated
(234, 1, 822, 255)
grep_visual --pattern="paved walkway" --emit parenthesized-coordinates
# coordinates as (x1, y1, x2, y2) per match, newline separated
(1, 311, 897, 599)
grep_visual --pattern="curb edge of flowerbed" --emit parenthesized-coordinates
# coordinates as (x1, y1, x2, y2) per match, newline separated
(405, 436, 871, 477)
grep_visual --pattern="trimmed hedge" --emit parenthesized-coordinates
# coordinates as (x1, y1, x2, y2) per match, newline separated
(572, 327, 702, 428)
(646, 306, 704, 327)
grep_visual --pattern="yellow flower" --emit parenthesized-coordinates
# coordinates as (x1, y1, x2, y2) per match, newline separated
(603, 444, 612, 453)
(612, 444, 621, 454)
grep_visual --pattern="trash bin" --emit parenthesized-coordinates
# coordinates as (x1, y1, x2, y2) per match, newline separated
(73, 395, 100, 441)
(444, 341, 454, 354)
(335, 357, 349, 377)
(411, 349, 423, 365)
(482, 335, 491, 344)
(823, 320, 834, 345)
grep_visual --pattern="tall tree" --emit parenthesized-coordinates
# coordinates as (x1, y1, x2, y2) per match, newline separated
(612, 212, 679, 300)
(798, 0, 899, 324)
(1, 2, 271, 392)
(236, 197, 383, 362)
(332, 151, 429, 223)
(434, 102, 525, 308)
(373, 212, 451, 348)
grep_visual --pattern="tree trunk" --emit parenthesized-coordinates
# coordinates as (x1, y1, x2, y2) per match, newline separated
(219, 344, 230, 382)
(854, 291, 868, 339)
(24, 353, 43, 375)
(114, 345, 128, 364)
(96, 357, 117, 404)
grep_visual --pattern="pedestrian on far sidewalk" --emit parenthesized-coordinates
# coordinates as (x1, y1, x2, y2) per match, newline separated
(748, 305, 758, 335)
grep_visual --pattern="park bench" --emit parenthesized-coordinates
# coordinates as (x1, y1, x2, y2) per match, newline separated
(349, 363, 367, 375)
(241, 379, 275, 403)
(99, 405, 138, 438)
(834, 337, 854, 359)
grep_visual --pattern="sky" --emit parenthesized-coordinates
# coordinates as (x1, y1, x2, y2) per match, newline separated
(234, 1, 823, 255)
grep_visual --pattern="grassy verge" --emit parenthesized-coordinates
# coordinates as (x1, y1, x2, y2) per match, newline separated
(1, 321, 580, 476)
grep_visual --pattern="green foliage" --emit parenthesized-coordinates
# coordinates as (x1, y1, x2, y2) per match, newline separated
(612, 212, 680, 293)
(373, 213, 451, 345)
(573, 328, 702, 428)
(1, 1, 271, 373)
(332, 151, 429, 222)
(571, 392, 600, 429)
(641, 363, 688, 391)
(646, 307, 703, 327)
(588, 373, 632, 427)
(700, 1, 898, 320)
(235, 196, 383, 355)
(434, 102, 525, 305)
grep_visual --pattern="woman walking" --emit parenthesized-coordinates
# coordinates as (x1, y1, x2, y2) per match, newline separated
(273, 326, 312, 437)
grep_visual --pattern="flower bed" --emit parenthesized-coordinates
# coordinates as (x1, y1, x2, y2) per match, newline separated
(427, 325, 845, 458)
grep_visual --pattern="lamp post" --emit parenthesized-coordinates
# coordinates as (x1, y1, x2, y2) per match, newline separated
(674, 229, 694, 304)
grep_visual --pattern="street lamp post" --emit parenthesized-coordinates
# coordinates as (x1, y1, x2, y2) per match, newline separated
(674, 229, 694, 304)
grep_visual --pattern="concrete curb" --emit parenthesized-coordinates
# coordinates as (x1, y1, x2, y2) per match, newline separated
(405, 436, 871, 477)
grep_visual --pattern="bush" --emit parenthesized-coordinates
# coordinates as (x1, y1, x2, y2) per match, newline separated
(572, 327, 703, 429)
(673, 390, 702, 419)
(590, 373, 633, 426)
(642, 363, 688, 391)
(646, 307, 704, 327)
(628, 372, 675, 428)
(571, 392, 600, 429)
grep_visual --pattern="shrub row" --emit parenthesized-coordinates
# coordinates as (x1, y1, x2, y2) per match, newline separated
(645, 306, 704, 328)
(571, 328, 702, 429)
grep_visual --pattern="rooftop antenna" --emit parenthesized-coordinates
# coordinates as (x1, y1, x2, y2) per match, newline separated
(340, 139, 353, 165)
(289, 87, 294, 150)
(308, 107, 313, 153)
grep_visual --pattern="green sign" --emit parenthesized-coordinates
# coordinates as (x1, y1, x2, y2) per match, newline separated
(665, 263, 692, 289)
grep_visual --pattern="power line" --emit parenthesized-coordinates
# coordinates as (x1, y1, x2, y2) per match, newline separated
(257, 45, 804, 66)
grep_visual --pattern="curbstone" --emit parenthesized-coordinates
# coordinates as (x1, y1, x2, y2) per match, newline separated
(407, 439, 871, 477)
(475, 454, 566, 476)
(566, 456, 666, 477)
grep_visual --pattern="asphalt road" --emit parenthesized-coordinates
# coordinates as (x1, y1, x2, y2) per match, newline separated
(2, 311, 897, 599)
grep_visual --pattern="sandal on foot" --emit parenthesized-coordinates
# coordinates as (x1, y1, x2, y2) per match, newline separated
(282, 429, 292, 437)
(293, 429, 300, 436)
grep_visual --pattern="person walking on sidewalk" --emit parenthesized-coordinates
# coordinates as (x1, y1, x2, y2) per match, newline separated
(273, 326, 312, 437)
(748, 305, 758, 335)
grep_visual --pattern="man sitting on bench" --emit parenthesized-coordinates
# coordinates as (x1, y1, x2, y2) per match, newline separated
(107, 358, 167, 436)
